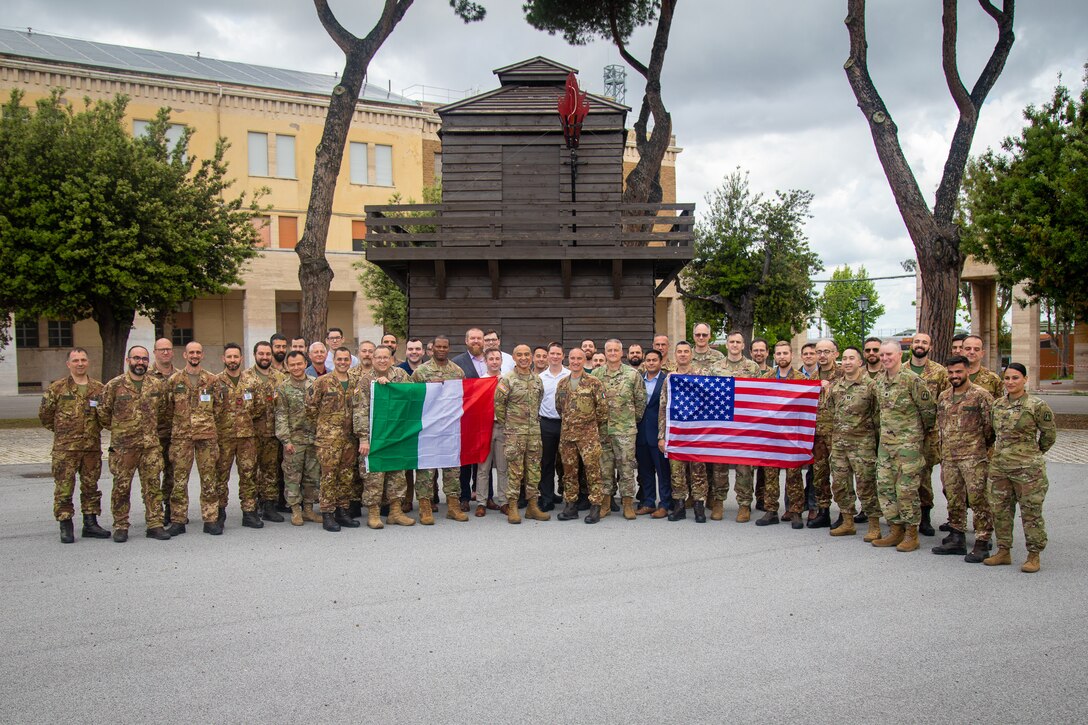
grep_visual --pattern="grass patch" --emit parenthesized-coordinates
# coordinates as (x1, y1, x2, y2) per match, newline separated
(0, 419, 40, 430)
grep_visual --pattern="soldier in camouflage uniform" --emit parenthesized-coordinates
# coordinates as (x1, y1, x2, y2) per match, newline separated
(592, 339, 646, 520)
(690, 322, 724, 373)
(39, 347, 108, 543)
(658, 342, 709, 522)
(905, 333, 951, 535)
(213, 343, 266, 530)
(555, 347, 609, 524)
(97, 345, 171, 542)
(496, 344, 550, 524)
(984, 363, 1057, 573)
(275, 351, 322, 526)
(354, 345, 414, 529)
(707, 332, 761, 522)
(149, 338, 179, 521)
(307, 347, 361, 532)
(826, 347, 882, 540)
(807, 339, 843, 529)
(932, 356, 995, 560)
(164, 341, 221, 535)
(248, 341, 286, 523)
(410, 335, 469, 524)
(756, 341, 808, 529)
(962, 334, 1004, 399)
(872, 339, 937, 552)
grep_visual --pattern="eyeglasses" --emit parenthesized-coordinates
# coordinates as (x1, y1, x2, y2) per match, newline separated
(130, 356, 150, 362)
(694, 333, 710, 337)
(863, 347, 879, 352)
(154, 348, 171, 352)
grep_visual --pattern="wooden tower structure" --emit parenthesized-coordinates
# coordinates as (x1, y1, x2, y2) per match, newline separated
(364, 57, 693, 349)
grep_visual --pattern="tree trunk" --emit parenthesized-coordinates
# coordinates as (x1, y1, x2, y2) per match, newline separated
(92, 300, 135, 382)
(914, 225, 963, 359)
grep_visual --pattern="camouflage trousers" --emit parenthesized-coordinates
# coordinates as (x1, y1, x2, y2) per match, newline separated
(158, 436, 174, 504)
(812, 433, 833, 508)
(710, 464, 753, 507)
(170, 438, 219, 524)
(670, 458, 708, 502)
(108, 446, 164, 530)
(351, 449, 365, 504)
(560, 435, 605, 506)
(254, 436, 280, 503)
(990, 463, 1048, 553)
(941, 457, 991, 538)
(505, 431, 542, 503)
(281, 443, 319, 507)
(415, 466, 461, 504)
(317, 440, 356, 513)
(763, 466, 804, 514)
(918, 429, 939, 509)
(362, 469, 407, 508)
(477, 425, 509, 506)
(51, 449, 102, 521)
(830, 441, 881, 518)
(876, 444, 925, 526)
(216, 437, 259, 513)
(600, 433, 637, 499)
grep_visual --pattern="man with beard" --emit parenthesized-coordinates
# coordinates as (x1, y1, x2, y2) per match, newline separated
(249, 341, 287, 522)
(907, 332, 950, 536)
(625, 344, 644, 368)
(863, 337, 884, 379)
(452, 328, 485, 510)
(412, 336, 469, 523)
(149, 338, 180, 522)
(808, 338, 843, 529)
(756, 341, 808, 529)
(290, 337, 308, 356)
(308, 347, 360, 531)
(355, 345, 414, 528)
(269, 333, 288, 373)
(97, 345, 171, 542)
(380, 333, 400, 363)
(213, 343, 266, 530)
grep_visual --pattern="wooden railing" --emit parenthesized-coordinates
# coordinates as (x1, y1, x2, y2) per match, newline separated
(363, 202, 694, 248)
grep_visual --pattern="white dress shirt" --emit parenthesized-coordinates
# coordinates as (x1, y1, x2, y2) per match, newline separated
(538, 366, 570, 419)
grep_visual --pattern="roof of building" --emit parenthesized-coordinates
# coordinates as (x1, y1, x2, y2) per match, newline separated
(0, 28, 420, 107)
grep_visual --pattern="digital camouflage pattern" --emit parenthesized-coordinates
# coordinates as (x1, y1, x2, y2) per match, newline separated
(970, 366, 1005, 399)
(592, 364, 645, 499)
(307, 372, 356, 512)
(659, 370, 708, 502)
(169, 439, 218, 523)
(276, 376, 319, 508)
(690, 347, 724, 373)
(990, 394, 1057, 552)
(40, 375, 105, 520)
(760, 367, 808, 513)
(147, 366, 179, 509)
(165, 369, 220, 440)
(874, 367, 937, 526)
(556, 373, 608, 506)
(250, 366, 285, 504)
(495, 369, 544, 502)
(811, 365, 844, 509)
(353, 366, 410, 507)
(707, 357, 761, 507)
(911, 359, 951, 508)
(107, 446, 164, 530)
(827, 374, 881, 518)
(213, 370, 263, 513)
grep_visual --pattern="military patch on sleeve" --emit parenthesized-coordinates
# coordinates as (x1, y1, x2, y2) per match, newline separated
(1043, 412, 1053, 421)
(921, 390, 931, 400)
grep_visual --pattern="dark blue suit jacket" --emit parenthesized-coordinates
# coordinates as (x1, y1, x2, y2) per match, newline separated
(451, 351, 481, 379)
(637, 373, 665, 447)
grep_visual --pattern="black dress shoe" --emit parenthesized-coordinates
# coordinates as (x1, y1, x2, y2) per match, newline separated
(203, 521, 223, 535)
(241, 511, 264, 529)
(334, 507, 360, 527)
(693, 501, 706, 523)
(807, 507, 831, 528)
(584, 505, 601, 524)
(755, 512, 779, 526)
(145, 527, 171, 540)
(112, 528, 128, 543)
(323, 512, 341, 532)
(59, 520, 75, 543)
(853, 511, 869, 524)
(82, 514, 111, 539)
(261, 501, 284, 523)
(165, 522, 186, 536)
(557, 502, 579, 521)
(667, 500, 687, 521)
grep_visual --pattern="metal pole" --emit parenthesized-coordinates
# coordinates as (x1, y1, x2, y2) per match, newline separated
(570, 146, 578, 244)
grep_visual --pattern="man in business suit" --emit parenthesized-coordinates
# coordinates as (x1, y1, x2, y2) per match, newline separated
(635, 350, 671, 518)
(451, 328, 485, 510)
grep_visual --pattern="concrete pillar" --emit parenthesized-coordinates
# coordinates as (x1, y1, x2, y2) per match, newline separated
(242, 288, 277, 367)
(354, 292, 382, 345)
(666, 296, 686, 346)
(1009, 283, 1040, 390)
(0, 315, 18, 395)
(969, 280, 999, 369)
(1074, 320, 1088, 389)
(790, 330, 809, 363)
(129, 314, 156, 356)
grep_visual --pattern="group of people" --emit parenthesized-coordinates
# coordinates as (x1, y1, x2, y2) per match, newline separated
(39, 324, 1056, 572)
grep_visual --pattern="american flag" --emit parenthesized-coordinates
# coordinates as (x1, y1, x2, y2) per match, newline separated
(665, 375, 821, 468)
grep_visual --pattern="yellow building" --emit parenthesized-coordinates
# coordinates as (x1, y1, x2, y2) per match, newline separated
(0, 29, 684, 391)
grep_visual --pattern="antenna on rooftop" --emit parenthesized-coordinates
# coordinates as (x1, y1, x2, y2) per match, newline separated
(603, 64, 626, 104)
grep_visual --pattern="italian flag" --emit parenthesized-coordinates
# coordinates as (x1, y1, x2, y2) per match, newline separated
(366, 377, 498, 473)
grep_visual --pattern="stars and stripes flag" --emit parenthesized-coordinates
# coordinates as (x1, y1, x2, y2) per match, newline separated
(664, 375, 821, 468)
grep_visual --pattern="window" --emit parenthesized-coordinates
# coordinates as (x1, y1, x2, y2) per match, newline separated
(47, 320, 73, 348)
(15, 317, 39, 348)
(249, 132, 295, 179)
(375, 144, 393, 186)
(171, 327, 194, 346)
(251, 216, 271, 247)
(275, 134, 296, 179)
(351, 220, 367, 252)
(278, 216, 298, 250)
(169, 302, 194, 346)
(248, 132, 269, 176)
(277, 301, 300, 340)
(349, 142, 368, 185)
(134, 120, 187, 160)
(433, 152, 442, 181)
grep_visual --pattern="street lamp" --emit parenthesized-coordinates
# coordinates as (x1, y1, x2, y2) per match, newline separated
(857, 293, 870, 342)
(557, 72, 589, 243)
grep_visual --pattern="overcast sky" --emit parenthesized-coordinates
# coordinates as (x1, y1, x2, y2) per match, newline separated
(7, 1, 1087, 333)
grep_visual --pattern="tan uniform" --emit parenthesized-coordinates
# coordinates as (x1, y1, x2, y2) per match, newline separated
(39, 376, 104, 521)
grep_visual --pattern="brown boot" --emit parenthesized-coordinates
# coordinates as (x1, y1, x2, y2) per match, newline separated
(525, 500, 551, 521)
(507, 501, 522, 524)
(863, 518, 882, 543)
(736, 506, 751, 523)
(896, 524, 920, 552)
(710, 499, 724, 521)
(872, 523, 905, 548)
(600, 501, 611, 519)
(387, 504, 415, 526)
(290, 505, 303, 526)
(1021, 551, 1041, 573)
(830, 516, 856, 537)
(367, 506, 384, 530)
(302, 503, 323, 523)
(447, 500, 468, 522)
(622, 496, 636, 520)
(984, 547, 1012, 566)
(419, 499, 435, 526)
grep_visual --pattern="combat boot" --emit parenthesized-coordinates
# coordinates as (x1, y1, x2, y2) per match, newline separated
(600, 500, 611, 519)
(622, 496, 636, 520)
(693, 501, 706, 523)
(983, 547, 1012, 566)
(261, 501, 284, 523)
(862, 518, 882, 543)
(322, 512, 341, 532)
(964, 538, 991, 563)
(348, 501, 363, 519)
(710, 499, 724, 521)
(610, 497, 620, 513)
(145, 527, 170, 540)
(165, 522, 186, 536)
(736, 506, 751, 523)
(584, 505, 601, 524)
(831, 512, 844, 529)
(919, 507, 935, 536)
(290, 505, 303, 526)
(507, 501, 522, 524)
(446, 501, 468, 522)
(367, 506, 384, 529)
(241, 510, 264, 529)
(203, 521, 223, 535)
(853, 511, 869, 524)
(667, 499, 686, 521)
(59, 520, 75, 544)
(1021, 552, 1041, 573)
(387, 505, 415, 526)
(217, 506, 226, 524)
(163, 503, 171, 523)
(806, 507, 831, 529)
(334, 507, 360, 527)
(525, 500, 551, 521)
(931, 530, 966, 555)
(830, 516, 856, 537)
(82, 514, 110, 539)
(557, 502, 579, 521)
(755, 511, 779, 526)
(302, 503, 323, 523)
(112, 528, 128, 543)
(872, 523, 905, 547)
(418, 499, 435, 525)
(896, 524, 920, 552)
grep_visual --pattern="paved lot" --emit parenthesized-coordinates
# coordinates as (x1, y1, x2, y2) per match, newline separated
(1, 453, 1086, 723)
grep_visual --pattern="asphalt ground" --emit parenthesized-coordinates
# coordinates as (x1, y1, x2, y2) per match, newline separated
(1, 461, 1086, 724)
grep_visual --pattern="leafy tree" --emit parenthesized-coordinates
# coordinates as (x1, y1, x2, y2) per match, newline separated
(843, 0, 1016, 360)
(0, 90, 264, 378)
(524, 0, 676, 205)
(297, 0, 484, 347)
(961, 67, 1088, 322)
(676, 170, 823, 342)
(817, 265, 885, 351)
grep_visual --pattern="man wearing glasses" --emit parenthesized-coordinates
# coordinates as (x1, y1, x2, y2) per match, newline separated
(150, 338, 180, 520)
(324, 328, 359, 368)
(690, 322, 724, 372)
(863, 337, 883, 380)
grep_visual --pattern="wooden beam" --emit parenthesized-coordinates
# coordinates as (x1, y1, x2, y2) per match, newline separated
(561, 259, 572, 299)
(488, 259, 500, 299)
(434, 260, 446, 300)
(655, 268, 681, 296)
(612, 259, 622, 300)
